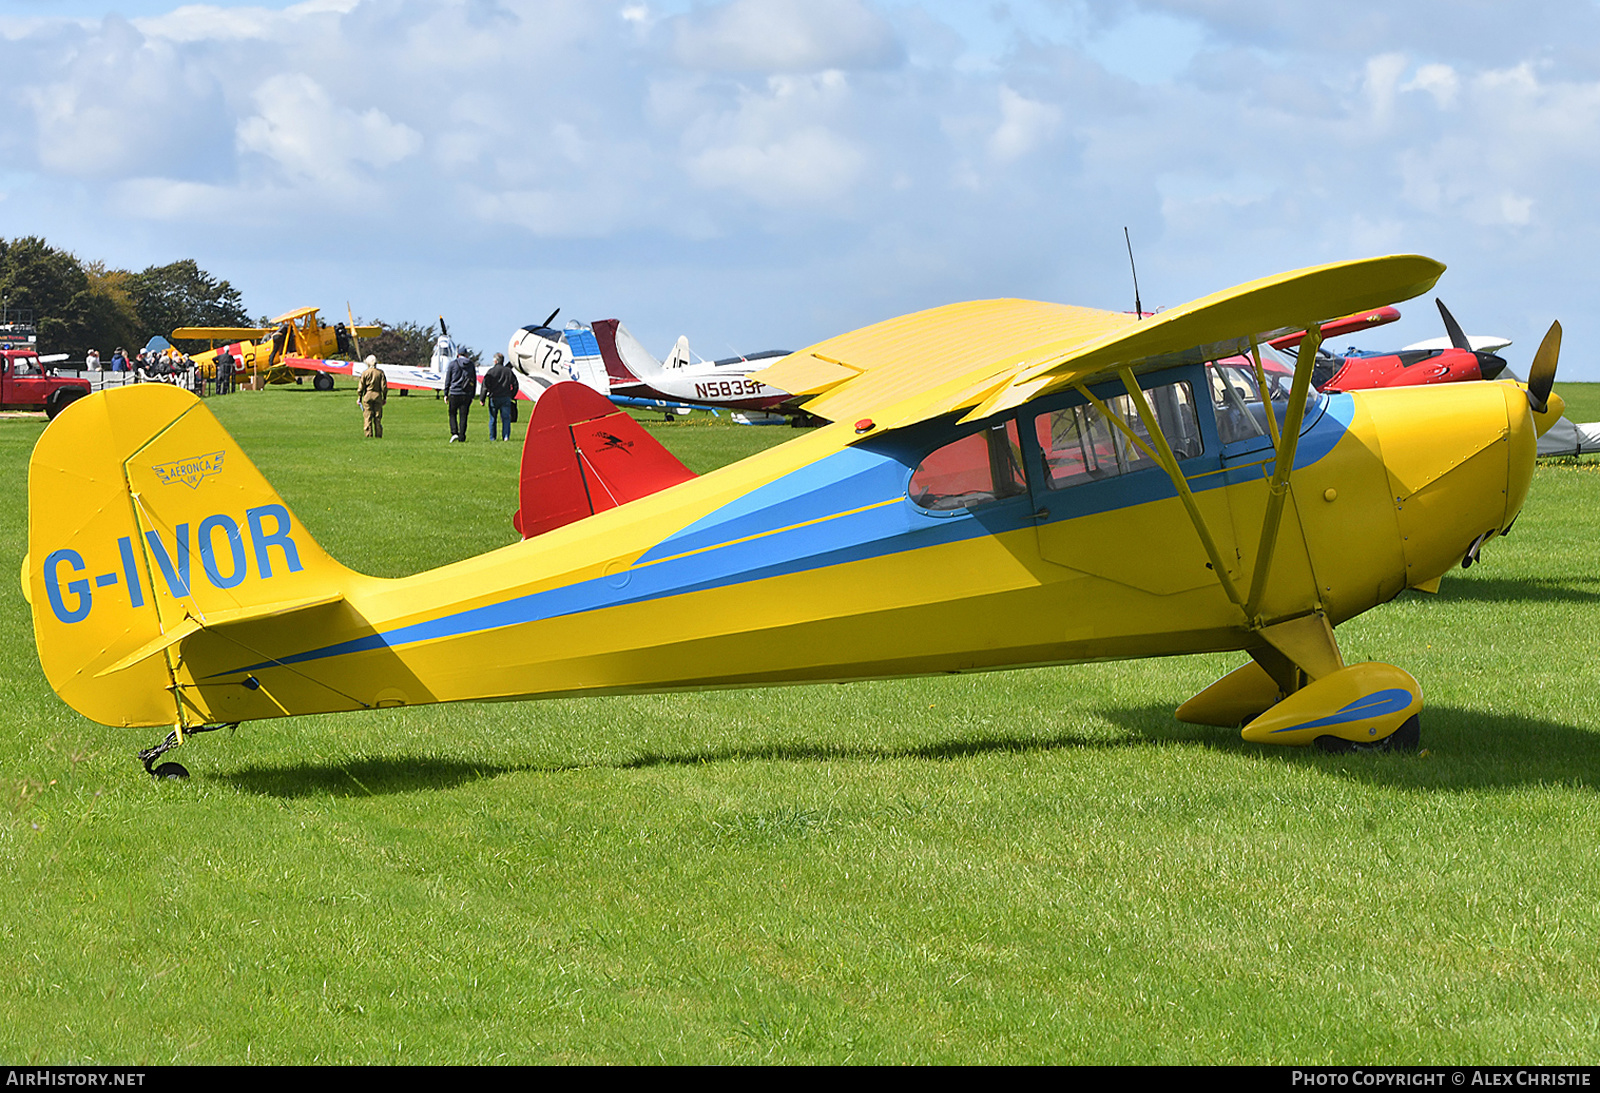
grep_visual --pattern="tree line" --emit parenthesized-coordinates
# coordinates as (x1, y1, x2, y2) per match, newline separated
(0, 236, 251, 358)
(0, 236, 466, 367)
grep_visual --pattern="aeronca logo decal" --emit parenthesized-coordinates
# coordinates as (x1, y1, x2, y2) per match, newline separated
(152, 450, 225, 489)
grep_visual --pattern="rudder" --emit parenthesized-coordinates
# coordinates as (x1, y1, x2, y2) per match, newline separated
(26, 385, 352, 728)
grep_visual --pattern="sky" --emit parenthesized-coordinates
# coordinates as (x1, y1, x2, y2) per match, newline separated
(1, 0, 1596, 377)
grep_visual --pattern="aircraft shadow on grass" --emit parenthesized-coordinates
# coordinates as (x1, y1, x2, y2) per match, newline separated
(1101, 702, 1600, 790)
(1420, 577, 1600, 605)
(219, 731, 1135, 798)
(220, 699, 1600, 799)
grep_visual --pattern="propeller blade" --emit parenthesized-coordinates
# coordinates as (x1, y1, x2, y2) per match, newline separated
(1436, 298, 1472, 353)
(541, 307, 561, 330)
(1526, 320, 1562, 414)
(347, 302, 362, 360)
(438, 315, 449, 338)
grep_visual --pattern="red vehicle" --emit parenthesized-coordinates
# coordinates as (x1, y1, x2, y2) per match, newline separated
(1, 348, 91, 418)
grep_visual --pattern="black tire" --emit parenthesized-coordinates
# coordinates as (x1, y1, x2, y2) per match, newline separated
(1379, 714, 1421, 752)
(152, 762, 189, 780)
(1315, 714, 1420, 754)
(313, 372, 335, 391)
(44, 389, 85, 420)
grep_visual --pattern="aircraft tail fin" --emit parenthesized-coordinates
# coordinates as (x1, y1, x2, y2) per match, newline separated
(25, 385, 355, 728)
(664, 335, 692, 371)
(593, 319, 668, 386)
(513, 381, 697, 538)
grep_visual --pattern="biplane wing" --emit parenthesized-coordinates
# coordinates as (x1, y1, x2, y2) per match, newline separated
(172, 326, 273, 341)
(754, 255, 1446, 431)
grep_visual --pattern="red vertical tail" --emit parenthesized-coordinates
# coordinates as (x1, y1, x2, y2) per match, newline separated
(590, 319, 641, 387)
(513, 382, 697, 538)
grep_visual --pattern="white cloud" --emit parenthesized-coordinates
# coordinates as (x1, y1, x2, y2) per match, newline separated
(0, 0, 1596, 376)
(989, 86, 1061, 161)
(671, 0, 900, 72)
(1403, 63, 1459, 109)
(1363, 51, 1408, 127)
(236, 73, 422, 184)
(689, 125, 866, 206)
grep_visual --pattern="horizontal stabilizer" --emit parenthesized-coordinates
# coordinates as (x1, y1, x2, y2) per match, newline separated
(514, 382, 696, 539)
(94, 592, 346, 677)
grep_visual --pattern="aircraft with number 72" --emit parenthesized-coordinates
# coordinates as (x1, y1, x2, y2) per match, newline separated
(24, 254, 1563, 776)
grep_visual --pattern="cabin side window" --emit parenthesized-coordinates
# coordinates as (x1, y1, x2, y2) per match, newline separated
(1206, 346, 1319, 446)
(1033, 380, 1201, 491)
(909, 421, 1026, 511)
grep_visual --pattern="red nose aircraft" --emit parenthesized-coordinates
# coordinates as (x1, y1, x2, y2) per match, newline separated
(1271, 299, 1511, 394)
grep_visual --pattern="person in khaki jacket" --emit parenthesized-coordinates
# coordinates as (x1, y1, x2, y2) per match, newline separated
(357, 356, 388, 438)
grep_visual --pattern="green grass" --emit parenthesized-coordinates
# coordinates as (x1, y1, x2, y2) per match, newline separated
(4, 382, 1600, 1063)
(1554, 381, 1600, 423)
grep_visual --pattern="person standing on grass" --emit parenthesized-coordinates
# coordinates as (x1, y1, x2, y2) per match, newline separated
(358, 356, 388, 438)
(216, 348, 235, 395)
(445, 348, 477, 441)
(481, 352, 517, 441)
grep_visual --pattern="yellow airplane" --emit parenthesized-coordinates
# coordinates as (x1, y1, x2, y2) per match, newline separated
(174, 307, 381, 390)
(24, 255, 1564, 777)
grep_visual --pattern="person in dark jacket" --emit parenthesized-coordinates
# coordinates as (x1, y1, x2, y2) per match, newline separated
(481, 352, 517, 440)
(444, 349, 477, 441)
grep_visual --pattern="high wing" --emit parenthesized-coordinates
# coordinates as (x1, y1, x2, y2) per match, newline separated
(753, 255, 1445, 432)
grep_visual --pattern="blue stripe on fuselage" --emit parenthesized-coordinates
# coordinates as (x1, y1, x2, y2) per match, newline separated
(210, 394, 1356, 676)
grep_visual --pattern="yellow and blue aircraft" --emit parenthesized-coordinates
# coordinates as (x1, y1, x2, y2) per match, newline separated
(24, 255, 1564, 776)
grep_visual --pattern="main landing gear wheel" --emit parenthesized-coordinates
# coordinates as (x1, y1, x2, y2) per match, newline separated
(151, 762, 189, 780)
(1315, 714, 1421, 754)
(313, 372, 335, 391)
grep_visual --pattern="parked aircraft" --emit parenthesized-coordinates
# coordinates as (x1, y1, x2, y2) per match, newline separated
(1272, 300, 1594, 456)
(25, 255, 1564, 778)
(506, 314, 803, 420)
(174, 308, 381, 390)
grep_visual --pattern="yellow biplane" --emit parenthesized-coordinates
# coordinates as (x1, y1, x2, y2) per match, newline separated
(25, 255, 1564, 776)
(174, 307, 381, 390)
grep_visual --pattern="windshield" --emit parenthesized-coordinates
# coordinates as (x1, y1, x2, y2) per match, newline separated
(1205, 344, 1322, 446)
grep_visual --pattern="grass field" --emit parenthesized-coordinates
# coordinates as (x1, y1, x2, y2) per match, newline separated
(4, 381, 1600, 1064)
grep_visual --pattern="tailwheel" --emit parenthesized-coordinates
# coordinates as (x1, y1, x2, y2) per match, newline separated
(137, 723, 234, 779)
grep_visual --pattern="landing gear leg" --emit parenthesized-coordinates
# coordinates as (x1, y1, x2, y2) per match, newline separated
(138, 723, 233, 780)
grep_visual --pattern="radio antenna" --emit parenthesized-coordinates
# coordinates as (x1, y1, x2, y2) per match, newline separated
(1124, 226, 1143, 320)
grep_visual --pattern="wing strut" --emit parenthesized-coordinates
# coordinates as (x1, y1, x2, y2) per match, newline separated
(1247, 341, 1282, 450)
(1115, 366, 1247, 614)
(1243, 327, 1321, 622)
